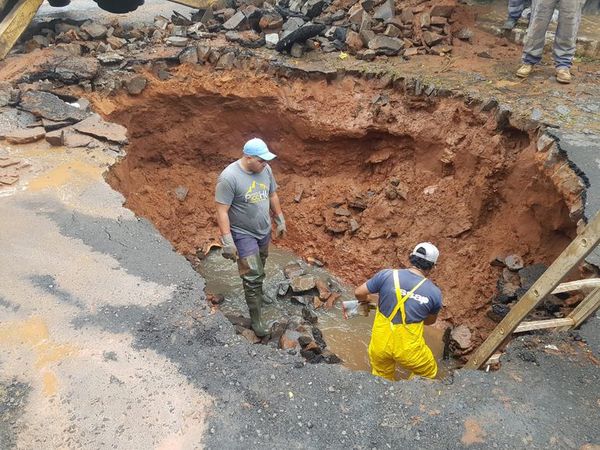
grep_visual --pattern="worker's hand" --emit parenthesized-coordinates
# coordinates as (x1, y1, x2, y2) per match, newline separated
(220, 233, 238, 261)
(274, 214, 287, 239)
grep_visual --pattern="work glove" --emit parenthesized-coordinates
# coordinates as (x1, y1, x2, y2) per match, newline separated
(221, 233, 238, 261)
(274, 214, 287, 239)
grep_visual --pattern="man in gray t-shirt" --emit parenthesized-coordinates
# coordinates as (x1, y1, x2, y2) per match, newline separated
(215, 138, 286, 337)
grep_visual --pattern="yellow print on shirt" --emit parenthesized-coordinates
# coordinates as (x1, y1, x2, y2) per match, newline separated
(244, 181, 269, 204)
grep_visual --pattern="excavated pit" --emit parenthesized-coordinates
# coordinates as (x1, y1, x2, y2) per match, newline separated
(103, 66, 577, 347)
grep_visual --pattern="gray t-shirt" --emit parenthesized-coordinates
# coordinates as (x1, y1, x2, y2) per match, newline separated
(215, 160, 278, 239)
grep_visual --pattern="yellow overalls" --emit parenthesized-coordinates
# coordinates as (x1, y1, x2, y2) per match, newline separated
(368, 270, 438, 381)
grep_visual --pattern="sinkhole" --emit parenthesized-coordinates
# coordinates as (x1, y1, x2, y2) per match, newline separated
(103, 66, 578, 372)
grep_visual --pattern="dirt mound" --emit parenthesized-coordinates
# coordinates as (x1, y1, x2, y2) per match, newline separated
(105, 66, 576, 339)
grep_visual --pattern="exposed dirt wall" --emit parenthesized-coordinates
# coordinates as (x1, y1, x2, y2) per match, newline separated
(103, 66, 576, 338)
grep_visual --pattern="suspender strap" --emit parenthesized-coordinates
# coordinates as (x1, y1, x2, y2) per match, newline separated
(391, 270, 427, 325)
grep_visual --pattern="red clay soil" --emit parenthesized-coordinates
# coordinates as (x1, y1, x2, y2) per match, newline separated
(102, 66, 576, 339)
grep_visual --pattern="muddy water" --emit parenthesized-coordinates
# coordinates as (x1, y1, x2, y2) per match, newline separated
(201, 247, 450, 378)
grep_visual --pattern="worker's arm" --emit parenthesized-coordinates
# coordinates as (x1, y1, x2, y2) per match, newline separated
(354, 282, 371, 303)
(423, 313, 438, 326)
(215, 202, 232, 236)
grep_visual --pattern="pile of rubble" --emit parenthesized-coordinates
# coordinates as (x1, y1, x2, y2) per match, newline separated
(215, 260, 343, 364)
(17, 0, 471, 64)
(487, 254, 581, 323)
(0, 84, 127, 151)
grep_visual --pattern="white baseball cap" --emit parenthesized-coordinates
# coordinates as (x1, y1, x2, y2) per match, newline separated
(410, 242, 439, 264)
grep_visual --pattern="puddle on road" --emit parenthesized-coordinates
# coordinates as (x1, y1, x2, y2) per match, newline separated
(201, 246, 452, 378)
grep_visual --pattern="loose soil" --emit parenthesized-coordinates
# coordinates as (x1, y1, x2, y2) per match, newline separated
(104, 65, 576, 341)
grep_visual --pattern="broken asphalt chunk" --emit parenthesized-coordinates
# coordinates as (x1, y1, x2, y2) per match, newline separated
(19, 91, 89, 122)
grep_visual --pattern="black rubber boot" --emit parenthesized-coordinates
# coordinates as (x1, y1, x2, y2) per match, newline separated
(238, 253, 270, 337)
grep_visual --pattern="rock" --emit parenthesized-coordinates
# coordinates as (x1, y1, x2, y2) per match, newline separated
(80, 21, 108, 39)
(519, 264, 547, 291)
(298, 335, 313, 347)
(477, 50, 493, 59)
(302, 0, 326, 18)
(38, 54, 99, 83)
(284, 261, 305, 279)
(315, 279, 331, 300)
(19, 91, 88, 122)
(450, 325, 472, 350)
(291, 296, 309, 306)
(373, 0, 394, 20)
(215, 52, 236, 69)
(501, 267, 521, 287)
(276, 24, 326, 53)
(260, 13, 283, 30)
(72, 113, 128, 144)
(418, 12, 431, 28)
(265, 33, 279, 49)
(505, 254, 524, 271)
(97, 52, 125, 64)
(5, 127, 45, 144)
(487, 304, 510, 322)
(0, 109, 37, 137)
(430, 5, 454, 18)
(350, 219, 360, 233)
(277, 280, 290, 296)
(223, 11, 247, 30)
(422, 31, 444, 46)
(175, 185, 189, 201)
(197, 44, 212, 62)
(179, 46, 199, 64)
(348, 3, 365, 24)
(302, 306, 318, 324)
(125, 75, 147, 95)
(400, 8, 414, 24)
(313, 296, 324, 309)
(404, 47, 419, 57)
(384, 24, 401, 38)
(241, 328, 261, 343)
(357, 48, 377, 60)
(456, 27, 473, 41)
(431, 44, 451, 55)
(0, 83, 15, 107)
(166, 36, 189, 47)
(325, 292, 341, 309)
(290, 275, 316, 293)
(367, 36, 404, 55)
(279, 329, 301, 350)
(334, 206, 351, 216)
(282, 17, 305, 32)
(345, 30, 363, 52)
(431, 16, 448, 26)
(290, 42, 304, 58)
(45, 129, 64, 146)
(225, 313, 252, 328)
(106, 36, 126, 49)
(306, 256, 324, 267)
(322, 350, 342, 364)
(62, 129, 95, 148)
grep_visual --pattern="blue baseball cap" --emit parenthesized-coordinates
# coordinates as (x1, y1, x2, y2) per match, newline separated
(243, 138, 277, 161)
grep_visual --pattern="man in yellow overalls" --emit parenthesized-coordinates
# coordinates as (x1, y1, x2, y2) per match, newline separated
(354, 242, 442, 380)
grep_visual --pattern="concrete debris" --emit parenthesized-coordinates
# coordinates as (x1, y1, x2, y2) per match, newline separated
(450, 325, 472, 354)
(284, 261, 305, 279)
(5, 127, 46, 144)
(290, 275, 316, 293)
(175, 186, 189, 201)
(19, 91, 89, 122)
(125, 75, 148, 95)
(73, 113, 128, 144)
(505, 254, 524, 271)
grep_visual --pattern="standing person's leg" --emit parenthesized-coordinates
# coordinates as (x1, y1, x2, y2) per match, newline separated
(233, 232, 270, 337)
(553, 0, 584, 83)
(257, 234, 272, 304)
(504, 0, 525, 29)
(517, 0, 559, 77)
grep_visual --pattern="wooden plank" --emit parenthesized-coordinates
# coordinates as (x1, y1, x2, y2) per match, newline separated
(552, 278, 600, 294)
(166, 0, 211, 8)
(513, 318, 574, 333)
(0, 0, 44, 60)
(558, 287, 600, 331)
(465, 211, 600, 370)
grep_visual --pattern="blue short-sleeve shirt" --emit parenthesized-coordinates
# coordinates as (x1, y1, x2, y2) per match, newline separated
(366, 269, 443, 324)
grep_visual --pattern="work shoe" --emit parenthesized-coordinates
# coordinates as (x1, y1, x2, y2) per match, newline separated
(239, 253, 271, 337)
(556, 68, 572, 84)
(502, 18, 517, 30)
(516, 64, 533, 78)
